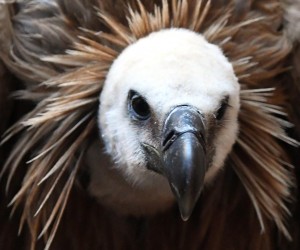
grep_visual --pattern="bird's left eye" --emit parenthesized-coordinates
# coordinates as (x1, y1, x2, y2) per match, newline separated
(128, 90, 151, 120)
(216, 96, 229, 120)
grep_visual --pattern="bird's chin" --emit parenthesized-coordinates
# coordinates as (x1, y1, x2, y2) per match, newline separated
(91, 171, 176, 216)
(85, 139, 177, 216)
(116, 166, 176, 216)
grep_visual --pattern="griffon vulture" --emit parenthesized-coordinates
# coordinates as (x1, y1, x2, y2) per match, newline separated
(0, 0, 300, 249)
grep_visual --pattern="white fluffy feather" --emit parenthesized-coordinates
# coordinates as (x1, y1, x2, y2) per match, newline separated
(90, 28, 240, 214)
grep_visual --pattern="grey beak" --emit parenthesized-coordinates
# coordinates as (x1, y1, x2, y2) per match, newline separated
(162, 105, 206, 221)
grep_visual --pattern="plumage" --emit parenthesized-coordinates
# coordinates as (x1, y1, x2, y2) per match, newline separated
(0, 0, 299, 249)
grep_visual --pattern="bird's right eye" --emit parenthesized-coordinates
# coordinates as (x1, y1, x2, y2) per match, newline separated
(128, 90, 151, 121)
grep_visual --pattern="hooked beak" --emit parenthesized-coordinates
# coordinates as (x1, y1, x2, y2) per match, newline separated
(144, 105, 207, 221)
(162, 105, 206, 221)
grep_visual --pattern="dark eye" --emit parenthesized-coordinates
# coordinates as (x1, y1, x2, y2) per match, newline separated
(128, 90, 151, 120)
(216, 96, 229, 120)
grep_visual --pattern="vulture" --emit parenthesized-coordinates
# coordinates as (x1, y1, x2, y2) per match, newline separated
(0, 0, 300, 249)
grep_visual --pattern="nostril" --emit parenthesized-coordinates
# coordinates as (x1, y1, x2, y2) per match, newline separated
(162, 130, 177, 151)
(163, 130, 175, 146)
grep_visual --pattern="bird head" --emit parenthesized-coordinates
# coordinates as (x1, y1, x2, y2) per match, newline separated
(98, 29, 240, 220)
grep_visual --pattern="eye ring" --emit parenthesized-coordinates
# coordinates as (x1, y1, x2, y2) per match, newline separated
(128, 90, 151, 120)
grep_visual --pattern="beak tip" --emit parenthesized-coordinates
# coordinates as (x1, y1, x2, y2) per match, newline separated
(180, 213, 190, 222)
(177, 196, 197, 222)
